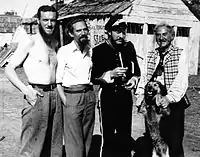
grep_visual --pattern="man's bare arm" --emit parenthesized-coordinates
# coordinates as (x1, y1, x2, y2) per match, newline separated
(5, 39, 43, 106)
(5, 39, 33, 93)
(57, 84, 67, 106)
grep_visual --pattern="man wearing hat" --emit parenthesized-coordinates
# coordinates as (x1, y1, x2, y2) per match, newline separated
(91, 16, 141, 157)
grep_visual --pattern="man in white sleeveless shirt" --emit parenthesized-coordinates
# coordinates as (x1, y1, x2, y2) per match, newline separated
(5, 5, 63, 157)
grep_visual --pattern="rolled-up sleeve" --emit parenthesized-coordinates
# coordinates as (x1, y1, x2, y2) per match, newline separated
(56, 48, 65, 84)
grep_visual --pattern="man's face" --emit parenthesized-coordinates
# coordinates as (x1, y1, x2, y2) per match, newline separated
(70, 21, 89, 45)
(38, 11, 57, 36)
(111, 28, 126, 45)
(155, 26, 174, 50)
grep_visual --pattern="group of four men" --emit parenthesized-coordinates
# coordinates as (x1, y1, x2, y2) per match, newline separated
(5, 4, 189, 157)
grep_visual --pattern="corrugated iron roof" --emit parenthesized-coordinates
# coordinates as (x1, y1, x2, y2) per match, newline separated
(58, 0, 132, 20)
(21, 18, 37, 24)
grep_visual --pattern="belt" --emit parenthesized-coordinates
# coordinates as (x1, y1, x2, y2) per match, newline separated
(29, 83, 57, 91)
(64, 84, 93, 93)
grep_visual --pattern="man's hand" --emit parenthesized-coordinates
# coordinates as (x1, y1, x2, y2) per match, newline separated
(57, 84, 67, 107)
(60, 96, 67, 107)
(157, 96, 170, 108)
(24, 85, 43, 106)
(110, 67, 128, 78)
(124, 76, 138, 90)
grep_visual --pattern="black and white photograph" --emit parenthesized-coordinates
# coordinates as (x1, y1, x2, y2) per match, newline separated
(0, 0, 200, 157)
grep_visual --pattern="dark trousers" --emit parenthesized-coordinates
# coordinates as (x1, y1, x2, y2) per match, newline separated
(145, 98, 186, 157)
(63, 87, 96, 157)
(100, 87, 133, 157)
(19, 87, 63, 157)
(160, 99, 185, 157)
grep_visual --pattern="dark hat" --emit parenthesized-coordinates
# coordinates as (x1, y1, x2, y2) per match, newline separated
(105, 16, 127, 31)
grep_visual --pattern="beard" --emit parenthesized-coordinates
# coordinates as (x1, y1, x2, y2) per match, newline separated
(78, 35, 89, 46)
(111, 37, 125, 49)
(38, 24, 58, 50)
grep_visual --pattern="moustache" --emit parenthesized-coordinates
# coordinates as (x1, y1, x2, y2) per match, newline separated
(116, 38, 125, 42)
(47, 26, 53, 29)
(80, 35, 88, 39)
(159, 39, 167, 42)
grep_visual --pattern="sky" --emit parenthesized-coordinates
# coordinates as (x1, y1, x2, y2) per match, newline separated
(0, 0, 53, 18)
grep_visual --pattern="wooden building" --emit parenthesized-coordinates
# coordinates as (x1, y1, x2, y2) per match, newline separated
(21, 18, 38, 34)
(121, 0, 200, 75)
(0, 14, 22, 47)
(57, 0, 200, 75)
(0, 15, 21, 33)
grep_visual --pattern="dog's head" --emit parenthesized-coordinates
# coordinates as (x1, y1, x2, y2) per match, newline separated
(144, 81, 167, 101)
(138, 81, 166, 114)
(144, 80, 170, 116)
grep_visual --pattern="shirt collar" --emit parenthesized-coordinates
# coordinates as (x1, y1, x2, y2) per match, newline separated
(155, 44, 175, 56)
(71, 40, 91, 57)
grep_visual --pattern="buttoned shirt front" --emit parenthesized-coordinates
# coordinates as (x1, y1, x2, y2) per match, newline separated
(56, 40, 92, 87)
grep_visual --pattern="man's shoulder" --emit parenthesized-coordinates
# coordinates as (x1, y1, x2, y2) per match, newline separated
(94, 42, 108, 48)
(168, 45, 184, 56)
(174, 46, 183, 52)
(17, 34, 34, 50)
(126, 41, 134, 47)
(59, 44, 70, 50)
(57, 41, 74, 54)
(93, 42, 110, 52)
(31, 33, 41, 41)
(124, 41, 135, 51)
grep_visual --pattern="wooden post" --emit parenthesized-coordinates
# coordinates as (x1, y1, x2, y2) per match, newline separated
(55, 0, 58, 10)
(59, 21, 64, 46)
(30, 23, 33, 34)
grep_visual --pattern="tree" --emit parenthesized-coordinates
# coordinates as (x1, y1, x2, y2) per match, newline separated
(182, 0, 200, 21)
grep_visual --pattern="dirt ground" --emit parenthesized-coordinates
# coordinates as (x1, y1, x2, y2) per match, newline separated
(0, 67, 200, 157)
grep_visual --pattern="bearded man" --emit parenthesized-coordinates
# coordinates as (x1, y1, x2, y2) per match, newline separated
(5, 5, 63, 157)
(91, 16, 141, 157)
(56, 18, 96, 157)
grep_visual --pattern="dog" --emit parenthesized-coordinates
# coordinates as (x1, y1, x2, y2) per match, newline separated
(138, 80, 170, 157)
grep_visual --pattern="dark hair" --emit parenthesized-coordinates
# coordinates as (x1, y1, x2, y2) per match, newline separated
(37, 5, 58, 19)
(66, 18, 88, 34)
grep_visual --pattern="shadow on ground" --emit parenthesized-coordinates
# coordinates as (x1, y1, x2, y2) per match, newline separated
(62, 134, 152, 157)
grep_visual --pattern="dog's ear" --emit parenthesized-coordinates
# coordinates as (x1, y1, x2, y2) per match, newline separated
(154, 94, 162, 106)
(159, 83, 167, 96)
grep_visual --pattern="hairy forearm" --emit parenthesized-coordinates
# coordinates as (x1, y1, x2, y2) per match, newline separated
(57, 84, 66, 103)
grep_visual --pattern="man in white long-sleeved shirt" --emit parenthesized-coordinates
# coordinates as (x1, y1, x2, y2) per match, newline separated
(136, 22, 190, 157)
(56, 18, 96, 157)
